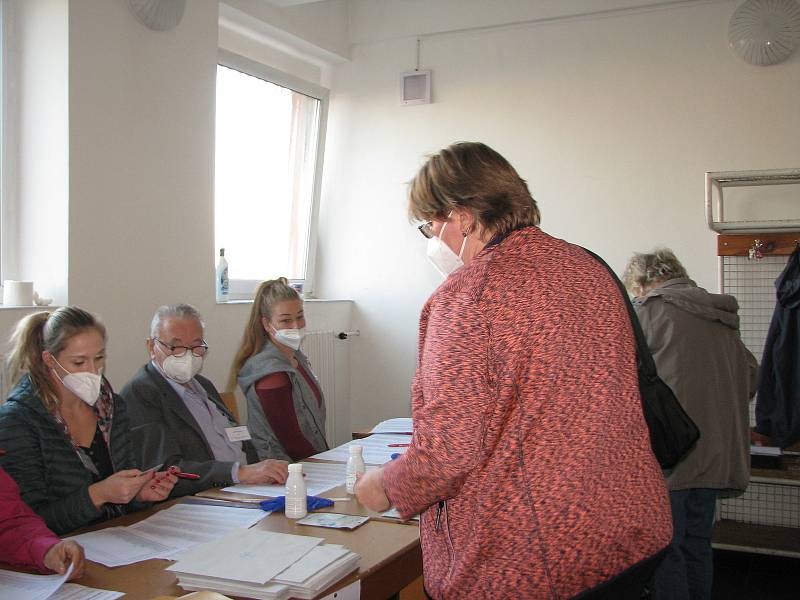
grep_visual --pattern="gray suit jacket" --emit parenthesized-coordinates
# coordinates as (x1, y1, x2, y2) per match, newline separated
(121, 363, 258, 498)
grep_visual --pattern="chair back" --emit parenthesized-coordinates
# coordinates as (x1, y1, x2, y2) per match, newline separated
(219, 391, 240, 423)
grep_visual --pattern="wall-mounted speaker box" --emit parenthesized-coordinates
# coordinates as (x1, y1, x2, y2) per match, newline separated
(400, 70, 431, 106)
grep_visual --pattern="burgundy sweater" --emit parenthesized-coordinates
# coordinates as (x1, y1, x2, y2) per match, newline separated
(383, 227, 672, 599)
(0, 467, 60, 572)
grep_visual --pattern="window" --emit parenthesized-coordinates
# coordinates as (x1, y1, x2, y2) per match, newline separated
(215, 51, 328, 298)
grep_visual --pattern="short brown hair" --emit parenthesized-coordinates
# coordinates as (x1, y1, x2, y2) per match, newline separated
(408, 142, 540, 236)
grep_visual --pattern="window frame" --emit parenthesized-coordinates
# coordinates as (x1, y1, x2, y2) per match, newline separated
(216, 49, 329, 300)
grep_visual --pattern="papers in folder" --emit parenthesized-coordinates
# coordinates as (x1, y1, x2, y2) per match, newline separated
(168, 529, 360, 600)
(311, 434, 410, 465)
(67, 503, 267, 567)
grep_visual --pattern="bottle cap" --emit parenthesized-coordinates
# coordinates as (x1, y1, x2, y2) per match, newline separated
(349, 445, 363, 455)
(288, 463, 303, 474)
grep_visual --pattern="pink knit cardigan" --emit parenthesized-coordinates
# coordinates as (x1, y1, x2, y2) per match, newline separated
(382, 227, 672, 599)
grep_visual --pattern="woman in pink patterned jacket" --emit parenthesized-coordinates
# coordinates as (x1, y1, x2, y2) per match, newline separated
(355, 142, 672, 599)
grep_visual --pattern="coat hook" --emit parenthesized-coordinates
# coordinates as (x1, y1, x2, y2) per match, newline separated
(748, 239, 764, 260)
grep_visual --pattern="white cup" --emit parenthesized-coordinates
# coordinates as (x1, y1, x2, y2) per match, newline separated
(3, 281, 34, 306)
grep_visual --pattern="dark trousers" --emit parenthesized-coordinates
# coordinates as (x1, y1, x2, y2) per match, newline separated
(653, 488, 718, 600)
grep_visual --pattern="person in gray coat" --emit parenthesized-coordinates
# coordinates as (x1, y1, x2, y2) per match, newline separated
(122, 304, 288, 498)
(624, 249, 758, 600)
(229, 279, 328, 462)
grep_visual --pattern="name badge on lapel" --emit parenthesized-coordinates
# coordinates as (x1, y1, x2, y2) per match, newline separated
(225, 426, 252, 442)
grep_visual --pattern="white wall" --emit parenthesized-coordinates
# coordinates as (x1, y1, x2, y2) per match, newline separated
(317, 0, 800, 430)
(0, 0, 353, 439)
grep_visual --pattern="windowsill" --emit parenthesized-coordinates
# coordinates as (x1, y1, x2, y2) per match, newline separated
(0, 304, 57, 311)
(215, 298, 353, 305)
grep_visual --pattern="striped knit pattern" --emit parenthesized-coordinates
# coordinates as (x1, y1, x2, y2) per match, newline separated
(0, 376, 139, 535)
(382, 227, 672, 599)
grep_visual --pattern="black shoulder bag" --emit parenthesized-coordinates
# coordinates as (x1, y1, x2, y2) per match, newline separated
(584, 248, 700, 469)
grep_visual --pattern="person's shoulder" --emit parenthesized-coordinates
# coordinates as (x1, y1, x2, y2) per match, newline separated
(120, 364, 166, 404)
(0, 378, 42, 418)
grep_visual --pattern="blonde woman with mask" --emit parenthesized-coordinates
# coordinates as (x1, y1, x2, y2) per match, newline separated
(0, 307, 177, 535)
(229, 279, 328, 462)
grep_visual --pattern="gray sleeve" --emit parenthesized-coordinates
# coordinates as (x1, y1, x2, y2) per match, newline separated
(245, 390, 292, 462)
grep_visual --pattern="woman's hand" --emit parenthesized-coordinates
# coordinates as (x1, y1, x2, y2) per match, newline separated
(43, 540, 85, 579)
(88, 469, 149, 507)
(354, 468, 391, 512)
(136, 470, 178, 503)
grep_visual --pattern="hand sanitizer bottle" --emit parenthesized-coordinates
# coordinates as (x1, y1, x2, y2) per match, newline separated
(285, 463, 307, 519)
(346, 445, 366, 494)
(216, 248, 229, 303)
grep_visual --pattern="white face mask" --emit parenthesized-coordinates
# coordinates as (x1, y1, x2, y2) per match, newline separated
(161, 352, 204, 384)
(52, 358, 102, 407)
(426, 220, 467, 279)
(272, 327, 306, 351)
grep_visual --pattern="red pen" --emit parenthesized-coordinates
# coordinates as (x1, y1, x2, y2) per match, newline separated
(0, 449, 6, 456)
(168, 466, 200, 479)
(387, 443, 410, 448)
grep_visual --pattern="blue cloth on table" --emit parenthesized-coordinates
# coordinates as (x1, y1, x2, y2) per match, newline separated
(259, 495, 334, 512)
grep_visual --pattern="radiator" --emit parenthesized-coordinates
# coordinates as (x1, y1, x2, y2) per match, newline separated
(303, 330, 337, 445)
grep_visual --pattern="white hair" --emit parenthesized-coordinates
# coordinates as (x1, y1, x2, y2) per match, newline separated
(622, 248, 689, 296)
(150, 304, 205, 339)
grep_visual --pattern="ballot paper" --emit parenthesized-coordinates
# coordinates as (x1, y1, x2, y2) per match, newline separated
(68, 503, 267, 566)
(370, 418, 413, 434)
(223, 461, 348, 497)
(0, 563, 73, 600)
(67, 527, 173, 568)
(750, 445, 782, 456)
(272, 545, 351, 583)
(380, 507, 420, 522)
(50, 584, 125, 599)
(311, 434, 410, 465)
(167, 529, 323, 584)
(296, 513, 369, 530)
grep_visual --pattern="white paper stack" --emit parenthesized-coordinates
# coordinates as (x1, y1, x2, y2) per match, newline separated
(167, 529, 360, 600)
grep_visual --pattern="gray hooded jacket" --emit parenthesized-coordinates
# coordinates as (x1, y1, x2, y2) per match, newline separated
(635, 278, 758, 496)
(238, 343, 328, 461)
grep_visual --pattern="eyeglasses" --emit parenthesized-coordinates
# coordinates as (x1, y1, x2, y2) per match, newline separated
(417, 221, 435, 239)
(154, 338, 209, 358)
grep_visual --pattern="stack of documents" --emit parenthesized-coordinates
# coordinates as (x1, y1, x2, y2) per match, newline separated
(223, 461, 347, 497)
(68, 503, 267, 566)
(311, 434, 411, 465)
(370, 417, 413, 434)
(167, 529, 360, 600)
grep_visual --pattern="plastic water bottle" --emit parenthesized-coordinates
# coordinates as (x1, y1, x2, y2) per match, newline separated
(215, 248, 229, 303)
(346, 445, 365, 494)
(285, 463, 307, 519)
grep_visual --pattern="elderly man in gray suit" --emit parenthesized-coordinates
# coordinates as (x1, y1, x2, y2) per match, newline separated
(122, 304, 288, 498)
